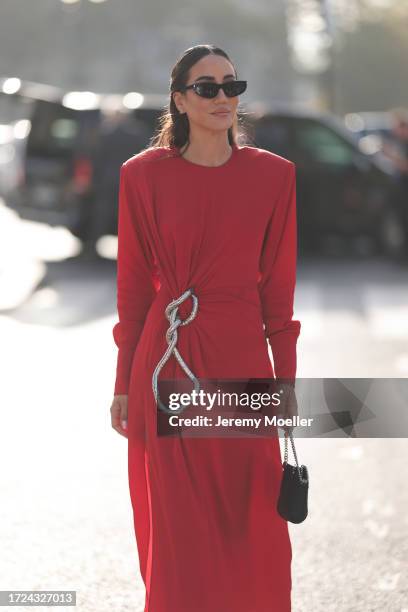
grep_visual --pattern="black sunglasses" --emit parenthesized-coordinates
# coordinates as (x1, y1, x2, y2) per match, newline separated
(180, 80, 247, 99)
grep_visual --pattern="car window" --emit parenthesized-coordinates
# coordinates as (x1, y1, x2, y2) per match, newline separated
(294, 120, 355, 165)
(28, 101, 97, 157)
(49, 118, 78, 147)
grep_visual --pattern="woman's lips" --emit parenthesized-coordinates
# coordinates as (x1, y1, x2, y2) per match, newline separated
(212, 111, 230, 116)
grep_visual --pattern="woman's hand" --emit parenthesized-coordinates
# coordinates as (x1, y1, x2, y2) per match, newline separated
(275, 383, 298, 434)
(111, 394, 128, 438)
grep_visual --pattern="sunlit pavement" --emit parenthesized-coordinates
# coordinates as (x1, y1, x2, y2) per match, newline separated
(0, 199, 407, 611)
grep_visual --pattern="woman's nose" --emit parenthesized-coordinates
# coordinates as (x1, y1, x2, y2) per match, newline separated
(215, 87, 228, 100)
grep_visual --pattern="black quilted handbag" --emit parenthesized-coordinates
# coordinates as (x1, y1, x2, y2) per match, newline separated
(277, 430, 309, 524)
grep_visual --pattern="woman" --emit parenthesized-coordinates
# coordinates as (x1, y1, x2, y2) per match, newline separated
(111, 44, 301, 612)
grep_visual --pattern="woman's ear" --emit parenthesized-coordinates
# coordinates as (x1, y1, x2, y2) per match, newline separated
(172, 91, 185, 114)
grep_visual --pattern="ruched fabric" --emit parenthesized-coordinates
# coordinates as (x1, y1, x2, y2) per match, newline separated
(113, 144, 301, 612)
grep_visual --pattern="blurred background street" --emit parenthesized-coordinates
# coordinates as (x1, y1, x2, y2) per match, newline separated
(1, 0, 408, 610)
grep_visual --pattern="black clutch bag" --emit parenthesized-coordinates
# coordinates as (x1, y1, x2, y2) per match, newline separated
(277, 430, 309, 524)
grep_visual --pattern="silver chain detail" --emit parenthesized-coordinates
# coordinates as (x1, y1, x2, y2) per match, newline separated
(152, 287, 200, 415)
(283, 430, 308, 484)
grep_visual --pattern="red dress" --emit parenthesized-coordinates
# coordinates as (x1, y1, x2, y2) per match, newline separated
(113, 143, 301, 612)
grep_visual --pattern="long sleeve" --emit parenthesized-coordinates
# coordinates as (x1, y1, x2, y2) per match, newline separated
(258, 161, 301, 384)
(112, 161, 157, 395)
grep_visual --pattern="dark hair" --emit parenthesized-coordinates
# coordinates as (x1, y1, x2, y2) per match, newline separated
(149, 44, 252, 151)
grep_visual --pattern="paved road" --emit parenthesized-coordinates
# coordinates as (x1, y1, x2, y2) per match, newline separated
(0, 202, 407, 611)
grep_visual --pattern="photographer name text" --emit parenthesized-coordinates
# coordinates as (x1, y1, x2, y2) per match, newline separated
(168, 415, 313, 429)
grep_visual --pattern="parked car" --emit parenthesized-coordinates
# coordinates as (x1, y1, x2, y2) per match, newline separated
(5, 97, 99, 238)
(5, 88, 164, 246)
(245, 107, 405, 257)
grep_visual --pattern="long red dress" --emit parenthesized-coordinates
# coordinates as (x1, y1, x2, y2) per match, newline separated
(112, 142, 301, 612)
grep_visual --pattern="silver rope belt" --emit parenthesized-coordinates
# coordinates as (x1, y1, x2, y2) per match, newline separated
(152, 287, 200, 414)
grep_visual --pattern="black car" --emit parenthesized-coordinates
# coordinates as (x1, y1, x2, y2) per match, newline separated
(246, 107, 404, 257)
(5, 92, 163, 246)
(6, 97, 100, 240)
